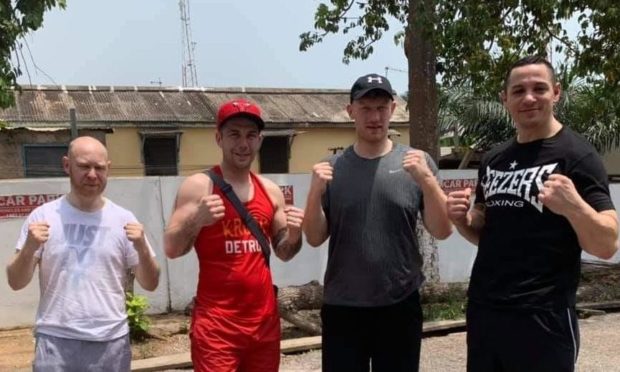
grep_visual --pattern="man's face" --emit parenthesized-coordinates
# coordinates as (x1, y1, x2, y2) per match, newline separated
(501, 63, 560, 130)
(64, 143, 110, 198)
(347, 95, 396, 143)
(216, 117, 263, 170)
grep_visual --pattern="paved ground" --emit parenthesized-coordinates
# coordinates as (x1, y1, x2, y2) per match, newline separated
(280, 312, 620, 372)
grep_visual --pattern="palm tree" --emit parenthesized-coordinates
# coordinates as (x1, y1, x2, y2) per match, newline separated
(439, 73, 620, 168)
(437, 86, 512, 168)
(555, 74, 620, 153)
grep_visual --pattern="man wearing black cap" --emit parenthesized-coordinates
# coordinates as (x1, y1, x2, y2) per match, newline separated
(303, 74, 452, 372)
(164, 98, 305, 372)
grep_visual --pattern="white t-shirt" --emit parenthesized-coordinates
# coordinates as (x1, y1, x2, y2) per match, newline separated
(15, 196, 155, 341)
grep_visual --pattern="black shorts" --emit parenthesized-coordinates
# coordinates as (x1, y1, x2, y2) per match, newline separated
(321, 290, 423, 372)
(466, 302, 579, 372)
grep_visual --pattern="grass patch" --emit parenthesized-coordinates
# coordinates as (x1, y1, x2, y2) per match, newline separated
(421, 282, 467, 321)
(423, 300, 466, 322)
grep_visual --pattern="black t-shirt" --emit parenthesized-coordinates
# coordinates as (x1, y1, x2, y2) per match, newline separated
(469, 126, 614, 310)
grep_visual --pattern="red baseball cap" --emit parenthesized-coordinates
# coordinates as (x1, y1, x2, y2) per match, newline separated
(216, 98, 265, 130)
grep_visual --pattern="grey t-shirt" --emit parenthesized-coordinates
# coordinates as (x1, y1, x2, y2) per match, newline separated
(322, 143, 438, 307)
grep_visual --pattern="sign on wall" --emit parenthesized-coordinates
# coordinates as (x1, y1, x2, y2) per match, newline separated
(440, 178, 477, 194)
(0, 194, 63, 219)
(279, 185, 294, 205)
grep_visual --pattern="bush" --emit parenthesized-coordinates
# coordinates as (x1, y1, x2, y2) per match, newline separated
(126, 292, 151, 341)
(420, 283, 467, 322)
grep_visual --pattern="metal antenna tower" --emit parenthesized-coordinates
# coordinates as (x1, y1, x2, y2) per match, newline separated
(179, 0, 198, 87)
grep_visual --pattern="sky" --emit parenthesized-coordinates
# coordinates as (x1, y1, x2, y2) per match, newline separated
(15, 0, 410, 96)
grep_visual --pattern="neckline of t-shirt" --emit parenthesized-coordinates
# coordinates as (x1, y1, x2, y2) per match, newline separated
(61, 195, 108, 215)
(513, 126, 565, 148)
(349, 141, 398, 161)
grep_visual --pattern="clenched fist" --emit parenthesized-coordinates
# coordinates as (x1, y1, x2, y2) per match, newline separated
(403, 150, 433, 183)
(538, 174, 582, 217)
(284, 206, 304, 233)
(125, 222, 146, 243)
(196, 194, 226, 226)
(310, 162, 333, 195)
(25, 222, 50, 251)
(447, 188, 473, 227)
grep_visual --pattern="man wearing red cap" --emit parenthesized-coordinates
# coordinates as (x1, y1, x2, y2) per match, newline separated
(164, 98, 305, 372)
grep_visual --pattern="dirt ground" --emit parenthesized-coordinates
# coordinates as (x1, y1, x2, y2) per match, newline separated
(0, 312, 309, 371)
(2, 264, 618, 371)
(4, 312, 620, 371)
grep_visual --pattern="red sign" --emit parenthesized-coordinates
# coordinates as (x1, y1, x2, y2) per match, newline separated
(0, 194, 63, 219)
(279, 185, 294, 205)
(441, 178, 478, 195)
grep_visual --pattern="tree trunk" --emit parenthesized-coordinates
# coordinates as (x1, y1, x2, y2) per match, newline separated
(417, 218, 440, 283)
(278, 280, 323, 335)
(406, 0, 440, 282)
(406, 0, 439, 161)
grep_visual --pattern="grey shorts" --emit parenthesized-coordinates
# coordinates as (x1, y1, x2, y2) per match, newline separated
(33, 333, 131, 372)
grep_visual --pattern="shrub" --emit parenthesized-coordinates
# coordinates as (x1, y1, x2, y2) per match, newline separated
(126, 292, 151, 341)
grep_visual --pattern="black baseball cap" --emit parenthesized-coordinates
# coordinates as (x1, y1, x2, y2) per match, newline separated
(350, 73, 394, 102)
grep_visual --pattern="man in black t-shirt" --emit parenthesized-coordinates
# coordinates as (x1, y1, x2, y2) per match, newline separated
(447, 56, 619, 372)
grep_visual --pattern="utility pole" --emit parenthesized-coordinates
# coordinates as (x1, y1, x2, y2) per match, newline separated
(179, 0, 198, 87)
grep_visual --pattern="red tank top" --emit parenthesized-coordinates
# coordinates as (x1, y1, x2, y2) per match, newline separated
(193, 166, 277, 320)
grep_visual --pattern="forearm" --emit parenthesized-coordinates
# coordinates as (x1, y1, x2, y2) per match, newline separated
(568, 206, 618, 259)
(133, 242, 160, 291)
(420, 177, 452, 240)
(302, 190, 329, 247)
(6, 246, 38, 290)
(274, 230, 303, 262)
(454, 208, 485, 246)
(454, 223, 481, 246)
(164, 207, 202, 258)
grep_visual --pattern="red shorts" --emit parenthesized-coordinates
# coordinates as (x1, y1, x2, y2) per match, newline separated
(190, 311, 281, 372)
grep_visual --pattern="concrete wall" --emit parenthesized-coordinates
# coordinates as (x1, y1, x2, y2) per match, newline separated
(2, 172, 618, 328)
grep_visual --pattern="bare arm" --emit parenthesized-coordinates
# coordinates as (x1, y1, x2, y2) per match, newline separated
(540, 174, 619, 259)
(447, 188, 485, 246)
(125, 223, 160, 291)
(6, 247, 39, 291)
(6, 222, 49, 290)
(261, 177, 304, 262)
(302, 162, 331, 247)
(455, 204, 486, 246)
(403, 150, 452, 239)
(565, 207, 618, 259)
(164, 174, 225, 259)
(419, 175, 453, 240)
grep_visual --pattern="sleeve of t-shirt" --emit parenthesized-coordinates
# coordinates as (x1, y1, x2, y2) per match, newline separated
(15, 207, 45, 259)
(124, 212, 156, 268)
(474, 154, 488, 205)
(569, 152, 614, 212)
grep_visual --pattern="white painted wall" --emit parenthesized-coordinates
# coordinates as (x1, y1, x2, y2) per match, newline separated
(1, 172, 618, 328)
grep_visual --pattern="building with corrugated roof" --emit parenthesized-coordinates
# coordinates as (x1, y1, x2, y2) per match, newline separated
(0, 85, 410, 179)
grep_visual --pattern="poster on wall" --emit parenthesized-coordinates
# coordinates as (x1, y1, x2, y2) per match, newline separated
(279, 185, 294, 205)
(0, 194, 63, 219)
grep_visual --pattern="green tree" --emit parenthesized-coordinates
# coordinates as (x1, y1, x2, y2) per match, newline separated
(300, 0, 620, 159)
(439, 74, 620, 167)
(0, 0, 66, 109)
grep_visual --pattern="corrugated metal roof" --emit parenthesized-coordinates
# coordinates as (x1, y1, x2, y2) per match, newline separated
(0, 85, 409, 130)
